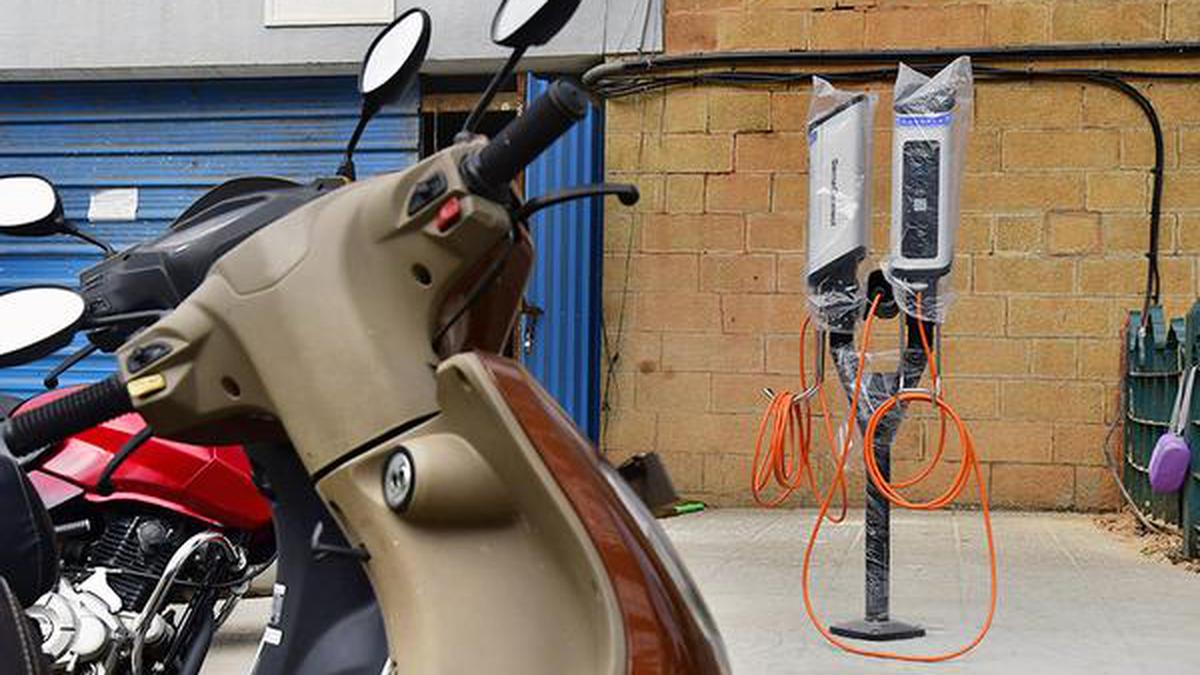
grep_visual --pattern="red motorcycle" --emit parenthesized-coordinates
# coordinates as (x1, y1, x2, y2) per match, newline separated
(0, 170, 313, 672)
(6, 389, 269, 532)
(0, 386, 273, 673)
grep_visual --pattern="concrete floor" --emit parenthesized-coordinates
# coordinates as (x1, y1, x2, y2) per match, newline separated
(200, 510, 1199, 674)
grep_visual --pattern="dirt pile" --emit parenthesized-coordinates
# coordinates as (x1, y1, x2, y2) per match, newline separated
(1095, 510, 1200, 574)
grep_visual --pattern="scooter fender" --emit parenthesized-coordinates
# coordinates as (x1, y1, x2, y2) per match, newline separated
(314, 352, 624, 675)
(314, 352, 727, 675)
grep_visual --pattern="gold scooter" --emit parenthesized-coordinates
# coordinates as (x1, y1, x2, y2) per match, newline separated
(0, 1, 730, 673)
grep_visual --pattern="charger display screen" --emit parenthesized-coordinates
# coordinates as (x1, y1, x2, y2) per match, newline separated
(901, 140, 940, 260)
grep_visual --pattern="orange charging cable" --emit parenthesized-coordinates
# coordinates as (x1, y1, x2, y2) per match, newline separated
(750, 315, 848, 521)
(754, 294, 998, 662)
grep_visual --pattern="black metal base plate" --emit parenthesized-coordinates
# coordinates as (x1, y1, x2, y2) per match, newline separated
(829, 618, 926, 642)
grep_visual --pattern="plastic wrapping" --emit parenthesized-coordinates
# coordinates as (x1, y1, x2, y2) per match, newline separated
(829, 335, 932, 609)
(829, 343, 929, 448)
(806, 77, 876, 333)
(883, 56, 973, 324)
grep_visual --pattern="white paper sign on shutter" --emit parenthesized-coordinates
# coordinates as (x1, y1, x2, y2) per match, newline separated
(264, 0, 394, 26)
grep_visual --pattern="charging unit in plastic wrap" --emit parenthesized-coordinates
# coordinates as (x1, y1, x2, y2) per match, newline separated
(806, 82, 872, 334)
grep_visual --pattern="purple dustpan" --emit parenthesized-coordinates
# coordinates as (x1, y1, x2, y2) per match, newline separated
(1149, 432, 1191, 494)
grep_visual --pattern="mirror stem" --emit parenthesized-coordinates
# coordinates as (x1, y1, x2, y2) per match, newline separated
(338, 101, 379, 180)
(65, 224, 115, 256)
(43, 342, 99, 389)
(461, 46, 527, 136)
(335, 155, 356, 181)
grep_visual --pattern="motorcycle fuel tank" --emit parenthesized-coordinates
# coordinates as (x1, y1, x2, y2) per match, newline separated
(16, 388, 271, 532)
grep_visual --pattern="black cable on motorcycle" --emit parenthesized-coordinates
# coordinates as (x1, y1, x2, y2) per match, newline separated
(95, 425, 154, 496)
(432, 225, 520, 348)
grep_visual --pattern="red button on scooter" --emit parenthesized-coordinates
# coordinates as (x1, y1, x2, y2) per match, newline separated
(434, 197, 462, 232)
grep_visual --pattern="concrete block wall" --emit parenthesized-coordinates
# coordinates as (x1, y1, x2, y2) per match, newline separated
(599, 0, 1200, 509)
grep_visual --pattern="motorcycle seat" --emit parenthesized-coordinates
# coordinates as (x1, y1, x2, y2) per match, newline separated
(0, 575, 50, 675)
(0, 452, 58, 607)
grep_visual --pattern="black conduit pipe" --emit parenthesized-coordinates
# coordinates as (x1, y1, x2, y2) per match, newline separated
(584, 42, 1200, 314)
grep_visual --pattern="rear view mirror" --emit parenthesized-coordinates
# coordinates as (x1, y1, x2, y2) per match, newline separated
(491, 0, 581, 48)
(339, 8, 432, 179)
(460, 0, 581, 136)
(359, 8, 431, 108)
(0, 175, 66, 237)
(0, 286, 87, 368)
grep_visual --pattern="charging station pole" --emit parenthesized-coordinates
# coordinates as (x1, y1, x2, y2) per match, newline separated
(829, 333, 926, 642)
(786, 58, 975, 651)
(864, 422, 898, 627)
(860, 389, 922, 638)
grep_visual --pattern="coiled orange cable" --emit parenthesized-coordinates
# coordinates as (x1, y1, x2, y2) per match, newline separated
(749, 315, 848, 521)
(755, 293, 998, 662)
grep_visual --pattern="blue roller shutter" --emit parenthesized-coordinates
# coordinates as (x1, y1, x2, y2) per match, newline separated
(522, 74, 604, 441)
(0, 77, 418, 397)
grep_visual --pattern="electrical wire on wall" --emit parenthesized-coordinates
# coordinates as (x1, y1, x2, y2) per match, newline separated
(586, 45, 1200, 309)
(590, 42, 1200, 456)
(595, 0, 659, 453)
(598, 209, 638, 452)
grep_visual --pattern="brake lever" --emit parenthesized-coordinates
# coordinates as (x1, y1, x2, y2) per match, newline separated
(514, 183, 639, 222)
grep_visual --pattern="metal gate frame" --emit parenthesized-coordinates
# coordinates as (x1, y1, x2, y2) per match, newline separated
(521, 73, 604, 441)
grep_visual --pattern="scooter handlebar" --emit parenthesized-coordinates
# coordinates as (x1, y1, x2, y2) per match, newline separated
(464, 78, 589, 195)
(2, 375, 133, 456)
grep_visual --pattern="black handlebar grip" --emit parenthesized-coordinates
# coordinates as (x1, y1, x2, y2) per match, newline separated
(2, 375, 133, 456)
(466, 78, 590, 193)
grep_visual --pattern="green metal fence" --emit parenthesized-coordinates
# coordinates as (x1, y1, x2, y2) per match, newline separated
(1123, 303, 1200, 558)
(1123, 307, 1185, 528)
(1183, 304, 1200, 557)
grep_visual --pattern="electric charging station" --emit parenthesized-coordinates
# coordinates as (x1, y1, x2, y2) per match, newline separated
(752, 57, 997, 662)
(826, 60, 969, 643)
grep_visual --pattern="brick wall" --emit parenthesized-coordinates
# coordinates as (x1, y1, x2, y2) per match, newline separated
(599, 0, 1200, 509)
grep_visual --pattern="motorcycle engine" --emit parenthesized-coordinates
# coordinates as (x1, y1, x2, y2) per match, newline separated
(79, 514, 196, 611)
(27, 572, 171, 675)
(32, 513, 247, 673)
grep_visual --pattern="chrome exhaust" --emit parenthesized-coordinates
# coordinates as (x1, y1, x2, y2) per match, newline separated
(129, 530, 245, 674)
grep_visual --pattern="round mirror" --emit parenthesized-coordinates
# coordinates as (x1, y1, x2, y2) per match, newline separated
(491, 0, 581, 48)
(0, 286, 86, 368)
(359, 8, 431, 104)
(0, 175, 64, 236)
